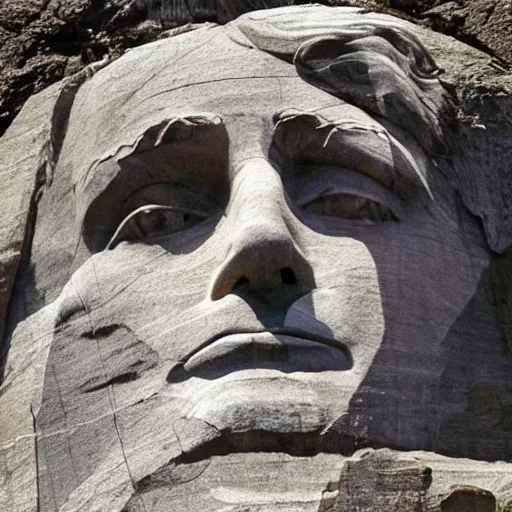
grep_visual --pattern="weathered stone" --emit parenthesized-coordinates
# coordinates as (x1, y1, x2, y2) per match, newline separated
(0, 81, 66, 358)
(1, 4, 512, 512)
(321, 449, 432, 511)
(494, 247, 512, 353)
(0, 0, 146, 137)
(439, 486, 496, 512)
(422, 0, 512, 64)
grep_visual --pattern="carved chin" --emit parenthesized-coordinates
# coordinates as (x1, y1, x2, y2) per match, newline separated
(171, 371, 358, 459)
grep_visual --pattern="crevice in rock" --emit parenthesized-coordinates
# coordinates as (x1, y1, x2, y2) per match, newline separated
(177, 429, 359, 464)
(0, 151, 47, 380)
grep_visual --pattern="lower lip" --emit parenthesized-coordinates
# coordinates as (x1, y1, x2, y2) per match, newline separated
(179, 332, 351, 377)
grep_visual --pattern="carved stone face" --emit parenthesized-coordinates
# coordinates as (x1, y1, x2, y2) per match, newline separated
(3, 7, 511, 511)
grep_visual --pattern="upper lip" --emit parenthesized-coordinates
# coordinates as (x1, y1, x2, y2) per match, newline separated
(166, 328, 352, 383)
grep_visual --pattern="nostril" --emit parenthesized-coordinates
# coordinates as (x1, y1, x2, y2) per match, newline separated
(280, 267, 297, 285)
(234, 276, 250, 290)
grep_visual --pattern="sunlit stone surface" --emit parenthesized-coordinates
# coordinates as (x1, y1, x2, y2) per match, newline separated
(0, 5, 511, 511)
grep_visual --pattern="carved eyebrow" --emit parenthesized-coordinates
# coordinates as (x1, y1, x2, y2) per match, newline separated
(272, 110, 432, 199)
(79, 114, 225, 190)
(136, 114, 225, 150)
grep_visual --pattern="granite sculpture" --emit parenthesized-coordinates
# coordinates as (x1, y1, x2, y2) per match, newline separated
(1, 5, 511, 511)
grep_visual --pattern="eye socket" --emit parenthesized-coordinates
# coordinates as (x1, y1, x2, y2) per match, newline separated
(302, 194, 397, 223)
(107, 205, 206, 249)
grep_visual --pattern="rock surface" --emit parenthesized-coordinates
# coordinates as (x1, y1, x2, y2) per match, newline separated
(0, 0, 149, 137)
(439, 486, 496, 512)
(321, 449, 433, 511)
(420, 0, 512, 65)
(1, 3, 512, 512)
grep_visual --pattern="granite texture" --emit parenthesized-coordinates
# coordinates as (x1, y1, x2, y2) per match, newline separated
(0, 4, 511, 512)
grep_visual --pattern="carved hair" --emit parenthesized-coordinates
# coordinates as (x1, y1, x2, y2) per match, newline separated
(232, 8, 457, 156)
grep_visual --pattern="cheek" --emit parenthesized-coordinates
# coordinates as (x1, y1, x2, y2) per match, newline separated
(54, 242, 224, 406)
(285, 236, 385, 373)
(81, 238, 217, 309)
(68, 238, 221, 351)
(361, 221, 492, 352)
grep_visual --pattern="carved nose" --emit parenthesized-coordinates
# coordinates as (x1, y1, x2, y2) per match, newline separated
(210, 164, 315, 303)
(210, 223, 315, 301)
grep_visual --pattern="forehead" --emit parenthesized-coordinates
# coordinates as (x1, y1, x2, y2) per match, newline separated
(59, 27, 379, 186)
(64, 30, 292, 154)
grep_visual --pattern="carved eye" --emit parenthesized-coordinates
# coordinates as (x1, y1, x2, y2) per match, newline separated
(107, 205, 206, 249)
(302, 194, 396, 223)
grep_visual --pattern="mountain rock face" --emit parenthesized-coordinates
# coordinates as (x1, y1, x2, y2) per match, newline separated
(1, 3, 512, 512)
(0, 0, 147, 137)
(416, 0, 512, 63)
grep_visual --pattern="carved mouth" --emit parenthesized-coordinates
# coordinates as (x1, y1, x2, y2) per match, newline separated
(166, 330, 352, 383)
